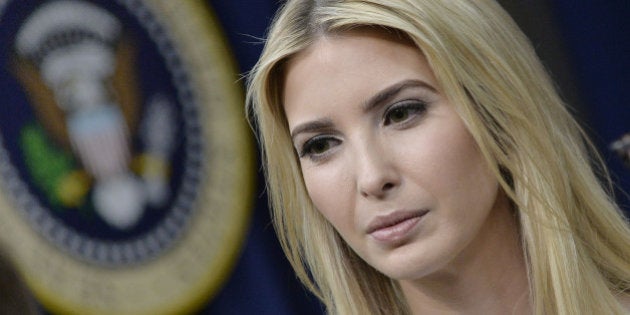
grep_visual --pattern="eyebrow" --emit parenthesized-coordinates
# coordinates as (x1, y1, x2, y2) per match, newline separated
(290, 118, 334, 142)
(289, 79, 437, 141)
(362, 79, 437, 112)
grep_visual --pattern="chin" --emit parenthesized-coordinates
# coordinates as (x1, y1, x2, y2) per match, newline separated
(368, 246, 446, 281)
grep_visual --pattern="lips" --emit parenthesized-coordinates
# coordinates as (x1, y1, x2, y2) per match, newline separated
(366, 210, 428, 243)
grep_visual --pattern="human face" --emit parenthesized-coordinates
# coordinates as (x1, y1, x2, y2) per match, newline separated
(283, 29, 507, 280)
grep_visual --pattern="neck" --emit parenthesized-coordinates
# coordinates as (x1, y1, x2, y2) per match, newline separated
(400, 192, 531, 315)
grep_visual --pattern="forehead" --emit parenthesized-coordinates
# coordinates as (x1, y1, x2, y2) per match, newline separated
(281, 28, 438, 116)
(284, 28, 421, 78)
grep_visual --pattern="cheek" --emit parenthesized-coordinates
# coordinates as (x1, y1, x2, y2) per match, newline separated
(446, 133, 498, 211)
(427, 131, 499, 235)
(399, 123, 498, 221)
(302, 164, 354, 230)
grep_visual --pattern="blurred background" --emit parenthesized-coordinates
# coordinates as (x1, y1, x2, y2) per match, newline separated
(0, 0, 628, 314)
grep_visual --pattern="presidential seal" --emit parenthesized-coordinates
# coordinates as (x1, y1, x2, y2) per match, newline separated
(0, 0, 254, 314)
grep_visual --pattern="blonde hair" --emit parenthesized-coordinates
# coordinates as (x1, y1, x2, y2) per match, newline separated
(246, 1, 630, 314)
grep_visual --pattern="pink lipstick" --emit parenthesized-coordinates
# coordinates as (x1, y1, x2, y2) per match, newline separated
(367, 210, 428, 243)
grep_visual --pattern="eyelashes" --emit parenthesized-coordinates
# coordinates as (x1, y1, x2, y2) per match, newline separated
(297, 99, 429, 162)
(383, 100, 428, 126)
(299, 135, 341, 161)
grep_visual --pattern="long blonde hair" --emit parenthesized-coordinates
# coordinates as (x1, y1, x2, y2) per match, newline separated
(246, 1, 630, 314)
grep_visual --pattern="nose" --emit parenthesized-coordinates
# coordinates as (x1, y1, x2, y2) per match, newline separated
(355, 140, 400, 199)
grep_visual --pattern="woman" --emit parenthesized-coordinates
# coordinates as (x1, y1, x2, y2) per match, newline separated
(247, 1, 630, 314)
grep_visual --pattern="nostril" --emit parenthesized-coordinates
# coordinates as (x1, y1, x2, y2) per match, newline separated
(382, 182, 394, 191)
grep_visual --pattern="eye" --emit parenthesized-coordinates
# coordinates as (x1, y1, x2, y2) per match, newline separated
(299, 135, 341, 161)
(383, 100, 427, 126)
